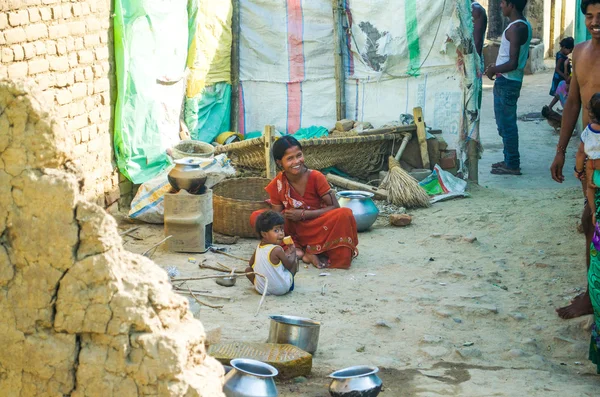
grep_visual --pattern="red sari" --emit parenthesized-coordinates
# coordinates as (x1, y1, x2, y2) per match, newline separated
(250, 170, 358, 269)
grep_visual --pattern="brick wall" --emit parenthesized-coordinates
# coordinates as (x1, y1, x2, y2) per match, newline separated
(0, 0, 131, 211)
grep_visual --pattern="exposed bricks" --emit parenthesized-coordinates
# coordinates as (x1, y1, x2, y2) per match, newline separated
(8, 62, 28, 78)
(1, 48, 14, 63)
(11, 45, 24, 61)
(54, 88, 71, 105)
(28, 58, 48, 74)
(25, 23, 47, 41)
(95, 46, 108, 61)
(28, 9, 41, 23)
(5, 28, 26, 44)
(0, 14, 8, 30)
(22, 42, 35, 59)
(77, 50, 93, 64)
(48, 24, 67, 39)
(8, 10, 29, 27)
(84, 34, 99, 48)
(71, 82, 86, 99)
(39, 8, 51, 22)
(68, 21, 85, 36)
(94, 77, 109, 93)
(48, 55, 68, 71)
(2, 0, 118, 208)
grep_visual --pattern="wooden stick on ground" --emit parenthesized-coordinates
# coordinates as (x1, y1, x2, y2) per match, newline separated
(209, 248, 250, 263)
(254, 272, 268, 317)
(172, 272, 268, 316)
(142, 236, 172, 258)
(119, 226, 141, 237)
(216, 262, 248, 274)
(175, 289, 233, 301)
(172, 273, 253, 282)
(199, 262, 231, 273)
(187, 286, 224, 309)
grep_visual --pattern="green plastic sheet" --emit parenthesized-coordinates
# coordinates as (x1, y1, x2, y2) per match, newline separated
(576, 0, 590, 44)
(405, 0, 421, 76)
(184, 82, 231, 143)
(113, 0, 192, 184)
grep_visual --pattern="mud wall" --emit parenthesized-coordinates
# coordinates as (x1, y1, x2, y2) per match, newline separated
(0, 0, 130, 210)
(0, 80, 224, 396)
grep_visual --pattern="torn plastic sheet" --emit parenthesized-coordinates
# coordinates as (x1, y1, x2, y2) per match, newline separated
(419, 164, 469, 203)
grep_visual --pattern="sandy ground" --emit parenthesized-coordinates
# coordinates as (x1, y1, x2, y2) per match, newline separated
(119, 68, 599, 396)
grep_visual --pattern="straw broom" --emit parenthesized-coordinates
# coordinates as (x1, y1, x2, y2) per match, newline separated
(380, 134, 430, 208)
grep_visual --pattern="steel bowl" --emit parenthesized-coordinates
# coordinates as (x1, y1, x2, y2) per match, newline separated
(215, 276, 236, 287)
(267, 315, 321, 355)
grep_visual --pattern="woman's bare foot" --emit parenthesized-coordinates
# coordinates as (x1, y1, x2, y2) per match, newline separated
(302, 253, 330, 269)
(556, 291, 594, 319)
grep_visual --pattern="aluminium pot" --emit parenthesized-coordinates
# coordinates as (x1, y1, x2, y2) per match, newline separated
(328, 366, 382, 397)
(167, 157, 207, 194)
(267, 315, 321, 355)
(336, 191, 379, 232)
(223, 358, 278, 397)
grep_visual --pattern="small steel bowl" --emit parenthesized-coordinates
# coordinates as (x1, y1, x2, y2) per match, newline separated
(215, 276, 236, 287)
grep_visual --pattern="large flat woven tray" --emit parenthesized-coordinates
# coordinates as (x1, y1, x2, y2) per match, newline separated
(214, 132, 409, 178)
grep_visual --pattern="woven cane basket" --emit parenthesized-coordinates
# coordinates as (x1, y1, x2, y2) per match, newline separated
(212, 178, 271, 238)
(214, 133, 404, 179)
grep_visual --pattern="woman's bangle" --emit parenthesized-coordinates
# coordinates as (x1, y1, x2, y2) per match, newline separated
(556, 144, 567, 155)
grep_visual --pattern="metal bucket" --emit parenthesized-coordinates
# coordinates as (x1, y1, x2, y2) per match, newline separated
(267, 315, 321, 355)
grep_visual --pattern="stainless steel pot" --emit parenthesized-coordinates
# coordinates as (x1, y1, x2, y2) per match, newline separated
(328, 366, 382, 397)
(336, 191, 379, 232)
(223, 358, 279, 397)
(267, 315, 320, 355)
(167, 157, 207, 194)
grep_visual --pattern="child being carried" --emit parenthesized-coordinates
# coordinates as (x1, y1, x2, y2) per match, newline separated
(576, 93, 600, 226)
(245, 211, 298, 295)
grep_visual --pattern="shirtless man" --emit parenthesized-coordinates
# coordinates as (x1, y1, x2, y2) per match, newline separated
(550, 0, 600, 319)
(472, 0, 488, 101)
(472, 1, 488, 62)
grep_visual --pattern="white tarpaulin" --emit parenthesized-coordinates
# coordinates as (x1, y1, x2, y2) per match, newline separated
(237, 0, 478, 155)
(238, 0, 336, 135)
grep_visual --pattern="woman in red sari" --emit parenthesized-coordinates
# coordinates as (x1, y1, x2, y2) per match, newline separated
(250, 136, 358, 269)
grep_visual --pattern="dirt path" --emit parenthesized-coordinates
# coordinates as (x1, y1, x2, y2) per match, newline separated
(120, 69, 598, 396)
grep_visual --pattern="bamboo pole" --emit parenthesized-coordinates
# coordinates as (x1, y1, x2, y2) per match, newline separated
(264, 125, 277, 179)
(412, 107, 430, 170)
(332, 0, 346, 120)
(357, 125, 416, 136)
(466, 139, 479, 183)
(326, 174, 389, 200)
(230, 0, 241, 132)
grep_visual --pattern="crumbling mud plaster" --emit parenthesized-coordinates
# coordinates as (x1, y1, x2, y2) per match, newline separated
(0, 80, 224, 396)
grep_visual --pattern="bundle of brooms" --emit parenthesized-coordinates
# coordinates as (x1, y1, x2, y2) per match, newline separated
(380, 156, 430, 209)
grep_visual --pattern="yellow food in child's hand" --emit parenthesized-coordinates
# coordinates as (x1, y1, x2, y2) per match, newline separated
(283, 236, 294, 245)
